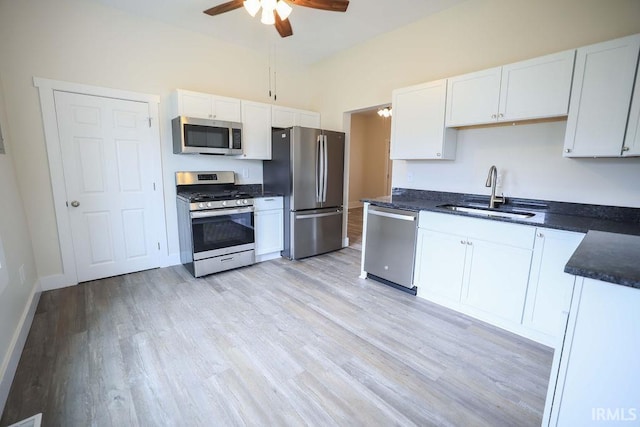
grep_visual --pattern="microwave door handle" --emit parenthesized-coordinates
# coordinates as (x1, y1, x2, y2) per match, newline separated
(228, 127, 233, 150)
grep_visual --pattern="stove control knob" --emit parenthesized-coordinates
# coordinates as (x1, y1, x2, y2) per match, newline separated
(222, 201, 227, 206)
(198, 203, 205, 208)
(236, 200, 242, 205)
(206, 202, 213, 208)
(243, 199, 248, 205)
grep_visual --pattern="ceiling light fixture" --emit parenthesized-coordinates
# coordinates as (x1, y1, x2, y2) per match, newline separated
(244, 0, 292, 23)
(243, 0, 261, 17)
(377, 107, 392, 118)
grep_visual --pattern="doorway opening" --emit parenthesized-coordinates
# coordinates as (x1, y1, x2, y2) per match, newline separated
(345, 106, 393, 249)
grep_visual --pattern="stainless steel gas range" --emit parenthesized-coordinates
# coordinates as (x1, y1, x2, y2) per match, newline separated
(176, 171, 255, 277)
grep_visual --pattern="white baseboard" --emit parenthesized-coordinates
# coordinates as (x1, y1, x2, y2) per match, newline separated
(255, 252, 281, 263)
(0, 281, 41, 416)
(39, 273, 74, 291)
(161, 253, 181, 268)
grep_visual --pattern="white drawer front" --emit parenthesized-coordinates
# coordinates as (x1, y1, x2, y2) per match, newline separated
(254, 196, 283, 211)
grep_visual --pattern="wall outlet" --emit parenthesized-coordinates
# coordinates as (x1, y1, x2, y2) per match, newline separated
(407, 172, 414, 183)
(19, 264, 25, 284)
(242, 168, 249, 179)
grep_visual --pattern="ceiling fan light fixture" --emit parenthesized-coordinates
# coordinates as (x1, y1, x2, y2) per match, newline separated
(275, 0, 292, 20)
(261, 6, 276, 25)
(243, 0, 261, 17)
(261, 0, 277, 11)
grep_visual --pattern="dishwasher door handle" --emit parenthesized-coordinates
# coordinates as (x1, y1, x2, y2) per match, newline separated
(369, 209, 416, 221)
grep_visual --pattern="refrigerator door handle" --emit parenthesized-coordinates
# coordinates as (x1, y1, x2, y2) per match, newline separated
(296, 210, 343, 220)
(323, 135, 329, 203)
(316, 135, 323, 203)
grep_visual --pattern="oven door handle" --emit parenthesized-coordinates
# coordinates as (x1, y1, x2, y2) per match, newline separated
(190, 207, 254, 218)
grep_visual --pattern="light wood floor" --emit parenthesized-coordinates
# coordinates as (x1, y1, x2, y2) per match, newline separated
(347, 207, 364, 249)
(1, 247, 553, 426)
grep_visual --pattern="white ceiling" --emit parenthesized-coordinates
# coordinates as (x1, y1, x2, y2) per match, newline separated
(90, 0, 467, 64)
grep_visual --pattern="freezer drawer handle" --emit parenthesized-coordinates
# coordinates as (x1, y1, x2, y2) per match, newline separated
(297, 211, 342, 219)
(369, 210, 416, 221)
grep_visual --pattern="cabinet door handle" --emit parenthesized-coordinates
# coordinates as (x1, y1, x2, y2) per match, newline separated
(622, 146, 630, 152)
(565, 148, 572, 153)
(436, 153, 441, 157)
(460, 240, 466, 245)
(466, 241, 472, 246)
(536, 232, 544, 238)
(498, 113, 504, 118)
(491, 114, 497, 119)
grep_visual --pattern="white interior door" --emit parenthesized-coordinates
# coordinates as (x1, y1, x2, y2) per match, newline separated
(54, 91, 161, 282)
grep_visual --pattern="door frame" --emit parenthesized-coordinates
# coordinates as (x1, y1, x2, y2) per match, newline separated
(34, 77, 166, 290)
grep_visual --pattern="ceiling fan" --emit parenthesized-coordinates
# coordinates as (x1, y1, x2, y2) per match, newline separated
(203, 0, 350, 38)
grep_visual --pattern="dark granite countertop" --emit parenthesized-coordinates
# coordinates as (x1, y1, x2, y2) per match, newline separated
(363, 190, 640, 236)
(253, 191, 284, 198)
(565, 231, 640, 289)
(363, 189, 640, 289)
(235, 185, 283, 198)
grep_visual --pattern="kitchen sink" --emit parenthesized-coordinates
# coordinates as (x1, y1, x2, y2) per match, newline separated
(437, 204, 536, 219)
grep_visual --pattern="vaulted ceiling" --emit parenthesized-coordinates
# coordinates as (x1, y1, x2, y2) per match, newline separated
(90, 0, 467, 64)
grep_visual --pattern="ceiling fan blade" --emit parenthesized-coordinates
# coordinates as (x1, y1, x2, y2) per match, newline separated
(289, 0, 349, 12)
(203, 0, 244, 16)
(275, 14, 293, 38)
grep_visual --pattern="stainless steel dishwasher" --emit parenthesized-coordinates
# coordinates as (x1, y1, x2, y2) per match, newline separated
(364, 205, 418, 293)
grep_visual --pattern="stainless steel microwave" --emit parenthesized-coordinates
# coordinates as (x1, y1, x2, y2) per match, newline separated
(172, 116, 243, 155)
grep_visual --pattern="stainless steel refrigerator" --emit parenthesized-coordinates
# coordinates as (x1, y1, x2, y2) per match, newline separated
(264, 126, 345, 260)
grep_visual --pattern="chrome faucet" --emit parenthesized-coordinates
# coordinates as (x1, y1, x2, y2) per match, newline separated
(485, 165, 506, 209)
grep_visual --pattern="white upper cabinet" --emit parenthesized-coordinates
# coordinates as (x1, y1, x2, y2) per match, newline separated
(240, 100, 272, 160)
(297, 110, 321, 128)
(390, 79, 457, 160)
(623, 47, 640, 157)
(446, 50, 575, 127)
(272, 106, 320, 128)
(175, 89, 242, 122)
(446, 67, 502, 127)
(499, 50, 575, 121)
(564, 34, 640, 157)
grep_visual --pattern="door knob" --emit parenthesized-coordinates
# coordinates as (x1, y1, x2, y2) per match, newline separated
(70, 200, 80, 207)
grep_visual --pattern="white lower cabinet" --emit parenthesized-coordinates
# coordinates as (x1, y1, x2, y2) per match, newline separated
(523, 229, 584, 341)
(415, 211, 582, 345)
(462, 238, 533, 323)
(415, 212, 535, 333)
(415, 229, 466, 302)
(254, 197, 283, 262)
(545, 278, 640, 426)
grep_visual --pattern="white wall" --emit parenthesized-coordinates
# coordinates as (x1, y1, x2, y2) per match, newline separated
(0, 0, 314, 279)
(0, 75, 40, 415)
(310, 0, 640, 208)
(395, 121, 640, 207)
